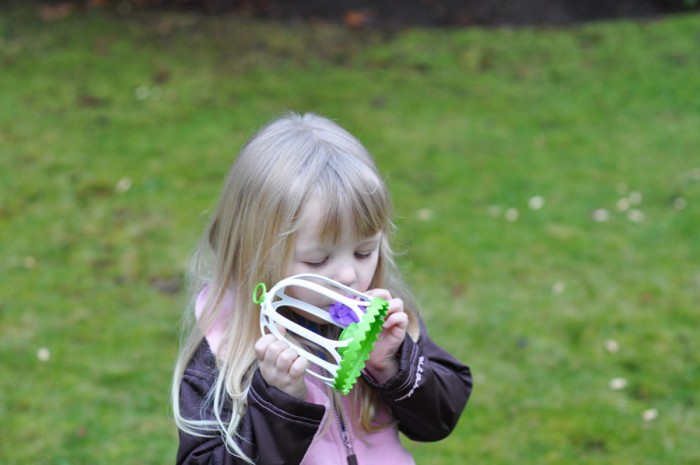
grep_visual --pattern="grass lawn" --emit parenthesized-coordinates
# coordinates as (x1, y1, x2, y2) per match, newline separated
(1, 5, 699, 464)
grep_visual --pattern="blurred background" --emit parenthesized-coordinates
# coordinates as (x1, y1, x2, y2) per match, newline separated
(1, 1, 699, 463)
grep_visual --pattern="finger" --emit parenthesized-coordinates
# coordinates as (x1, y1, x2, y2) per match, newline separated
(254, 334, 278, 360)
(288, 355, 309, 379)
(366, 288, 392, 301)
(275, 322, 287, 336)
(275, 347, 301, 371)
(386, 297, 404, 315)
(263, 339, 290, 366)
(383, 311, 408, 330)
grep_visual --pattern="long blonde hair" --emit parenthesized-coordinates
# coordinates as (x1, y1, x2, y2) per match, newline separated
(172, 112, 419, 463)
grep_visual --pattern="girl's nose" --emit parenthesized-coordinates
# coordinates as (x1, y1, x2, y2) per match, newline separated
(334, 262, 357, 287)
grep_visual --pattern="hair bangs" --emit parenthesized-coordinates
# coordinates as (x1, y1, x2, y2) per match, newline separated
(312, 159, 391, 244)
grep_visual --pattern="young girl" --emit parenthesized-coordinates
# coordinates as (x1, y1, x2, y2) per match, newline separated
(172, 112, 473, 464)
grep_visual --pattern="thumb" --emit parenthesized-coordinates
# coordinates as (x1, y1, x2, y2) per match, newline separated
(275, 322, 287, 337)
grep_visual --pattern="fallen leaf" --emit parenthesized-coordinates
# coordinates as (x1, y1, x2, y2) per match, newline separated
(77, 94, 102, 107)
(39, 3, 76, 21)
(344, 10, 373, 28)
(150, 277, 182, 295)
(451, 283, 466, 297)
(153, 68, 171, 85)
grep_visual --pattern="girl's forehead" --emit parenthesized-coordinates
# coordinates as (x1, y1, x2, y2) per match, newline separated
(295, 198, 380, 246)
(294, 226, 381, 254)
(295, 202, 346, 242)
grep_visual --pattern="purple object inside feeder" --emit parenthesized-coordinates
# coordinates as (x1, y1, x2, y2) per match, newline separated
(329, 301, 361, 325)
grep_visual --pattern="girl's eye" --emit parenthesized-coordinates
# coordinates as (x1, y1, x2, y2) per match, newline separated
(304, 258, 328, 269)
(355, 251, 373, 260)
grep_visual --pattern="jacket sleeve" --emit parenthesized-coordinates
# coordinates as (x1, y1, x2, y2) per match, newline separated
(176, 343, 326, 465)
(361, 317, 473, 442)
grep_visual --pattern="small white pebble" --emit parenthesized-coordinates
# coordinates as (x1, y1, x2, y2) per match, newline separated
(24, 256, 38, 269)
(604, 339, 620, 353)
(627, 209, 645, 223)
(592, 208, 610, 222)
(150, 86, 164, 100)
(116, 177, 132, 193)
(487, 205, 501, 218)
(135, 85, 150, 100)
(505, 208, 519, 222)
(629, 191, 642, 205)
(616, 197, 631, 212)
(642, 408, 658, 422)
(688, 167, 700, 181)
(609, 377, 627, 390)
(551, 281, 566, 295)
(673, 197, 687, 210)
(37, 347, 51, 362)
(416, 208, 433, 221)
(528, 196, 545, 210)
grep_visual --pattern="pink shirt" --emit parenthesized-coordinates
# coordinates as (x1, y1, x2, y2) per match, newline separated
(196, 287, 415, 465)
(302, 376, 415, 465)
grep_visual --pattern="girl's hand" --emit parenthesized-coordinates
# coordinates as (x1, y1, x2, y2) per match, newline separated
(254, 333, 309, 400)
(364, 289, 408, 384)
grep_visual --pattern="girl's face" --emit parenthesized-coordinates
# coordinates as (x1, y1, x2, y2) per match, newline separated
(286, 198, 381, 314)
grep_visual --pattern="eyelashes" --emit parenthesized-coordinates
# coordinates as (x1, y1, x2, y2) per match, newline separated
(304, 258, 328, 269)
(303, 252, 373, 269)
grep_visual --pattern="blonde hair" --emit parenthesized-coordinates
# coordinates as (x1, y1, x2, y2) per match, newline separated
(172, 112, 419, 463)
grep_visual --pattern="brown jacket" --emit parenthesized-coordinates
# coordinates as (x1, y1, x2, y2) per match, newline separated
(176, 318, 473, 464)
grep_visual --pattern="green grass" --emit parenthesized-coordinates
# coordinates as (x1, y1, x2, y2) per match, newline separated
(1, 5, 699, 464)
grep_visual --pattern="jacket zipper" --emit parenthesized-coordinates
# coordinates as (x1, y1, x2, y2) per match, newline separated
(333, 393, 358, 465)
(307, 331, 359, 465)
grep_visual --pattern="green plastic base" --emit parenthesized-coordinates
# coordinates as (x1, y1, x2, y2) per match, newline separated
(333, 298, 389, 395)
